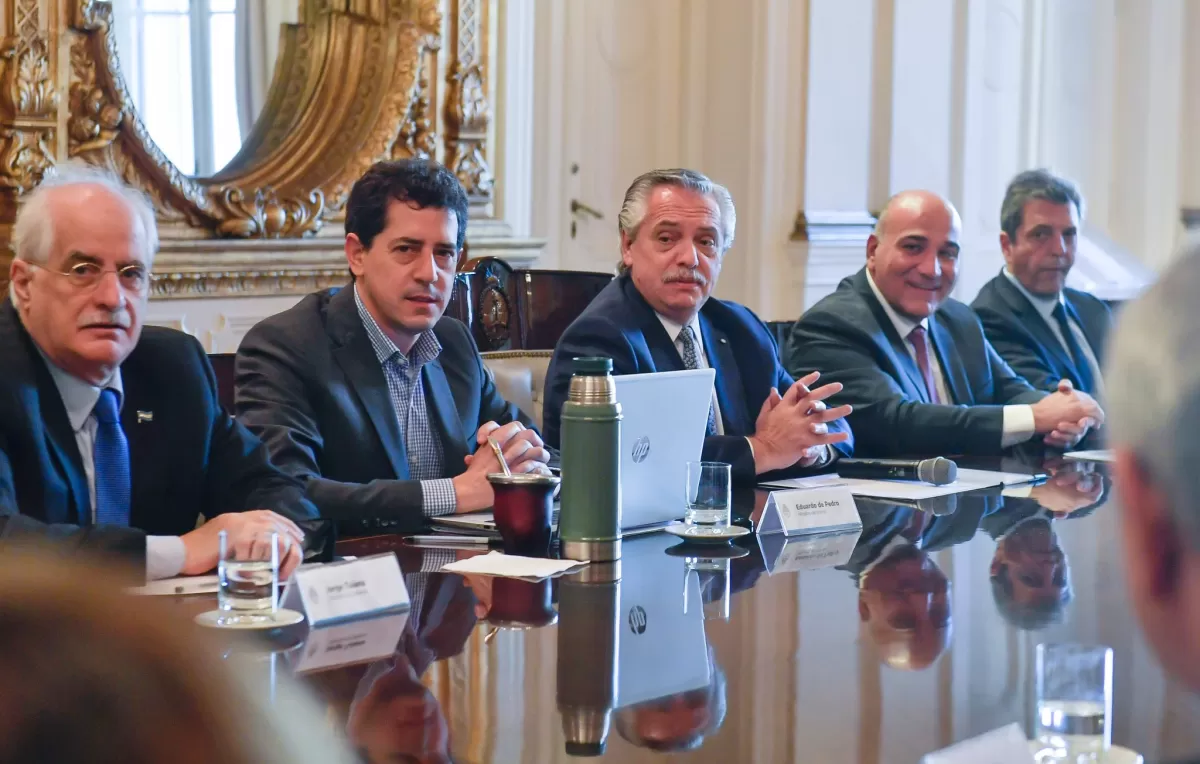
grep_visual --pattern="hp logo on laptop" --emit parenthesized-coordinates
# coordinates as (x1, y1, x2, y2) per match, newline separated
(628, 605, 647, 635)
(631, 436, 651, 463)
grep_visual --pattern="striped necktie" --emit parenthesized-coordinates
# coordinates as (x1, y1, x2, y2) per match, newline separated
(678, 325, 718, 436)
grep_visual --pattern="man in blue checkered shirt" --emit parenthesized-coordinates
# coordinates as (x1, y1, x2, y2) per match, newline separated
(236, 160, 550, 535)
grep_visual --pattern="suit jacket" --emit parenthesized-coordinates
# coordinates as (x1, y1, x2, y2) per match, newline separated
(235, 286, 535, 536)
(541, 273, 853, 484)
(0, 300, 317, 567)
(785, 268, 1046, 458)
(971, 270, 1111, 394)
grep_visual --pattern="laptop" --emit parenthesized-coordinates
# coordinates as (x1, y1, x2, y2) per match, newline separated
(613, 368, 715, 530)
(616, 533, 711, 707)
(431, 368, 713, 537)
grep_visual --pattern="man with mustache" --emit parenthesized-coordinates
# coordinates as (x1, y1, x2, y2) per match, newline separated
(972, 170, 1110, 399)
(542, 169, 853, 484)
(236, 160, 549, 535)
(786, 190, 1104, 457)
(0, 163, 316, 579)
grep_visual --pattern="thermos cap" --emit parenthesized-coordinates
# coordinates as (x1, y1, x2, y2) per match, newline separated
(565, 742, 606, 757)
(571, 357, 613, 375)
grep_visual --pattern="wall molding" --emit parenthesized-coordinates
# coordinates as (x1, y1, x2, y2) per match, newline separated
(790, 210, 877, 243)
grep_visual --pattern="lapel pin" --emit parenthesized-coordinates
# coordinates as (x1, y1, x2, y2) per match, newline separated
(136, 411, 154, 424)
(720, 338, 728, 344)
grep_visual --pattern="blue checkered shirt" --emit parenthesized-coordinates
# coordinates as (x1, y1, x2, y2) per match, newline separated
(354, 286, 457, 517)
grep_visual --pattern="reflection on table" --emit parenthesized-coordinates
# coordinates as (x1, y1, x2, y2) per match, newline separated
(219, 455, 1200, 763)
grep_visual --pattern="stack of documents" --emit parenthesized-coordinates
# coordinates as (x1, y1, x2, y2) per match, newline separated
(760, 468, 1041, 501)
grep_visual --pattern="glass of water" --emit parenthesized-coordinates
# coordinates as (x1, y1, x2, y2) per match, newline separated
(1034, 643, 1113, 763)
(218, 530, 280, 625)
(685, 461, 732, 528)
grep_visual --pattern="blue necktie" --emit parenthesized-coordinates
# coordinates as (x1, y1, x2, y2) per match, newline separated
(1051, 302, 1097, 394)
(93, 388, 131, 526)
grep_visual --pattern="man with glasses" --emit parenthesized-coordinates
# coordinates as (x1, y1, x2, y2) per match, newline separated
(0, 162, 317, 580)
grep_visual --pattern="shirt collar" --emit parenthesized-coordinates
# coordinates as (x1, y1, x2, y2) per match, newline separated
(655, 311, 702, 346)
(1002, 268, 1063, 322)
(353, 284, 442, 369)
(35, 346, 124, 433)
(865, 268, 927, 340)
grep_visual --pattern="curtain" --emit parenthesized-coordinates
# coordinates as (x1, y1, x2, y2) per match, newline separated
(234, 0, 297, 140)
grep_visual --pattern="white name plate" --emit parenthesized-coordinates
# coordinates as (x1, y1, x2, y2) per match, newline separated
(922, 723, 1036, 764)
(281, 553, 409, 626)
(289, 612, 409, 674)
(756, 486, 860, 537)
(758, 528, 862, 574)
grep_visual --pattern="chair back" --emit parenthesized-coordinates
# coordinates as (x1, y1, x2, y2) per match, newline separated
(208, 353, 236, 414)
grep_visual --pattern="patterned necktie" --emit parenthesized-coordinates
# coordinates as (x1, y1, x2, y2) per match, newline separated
(678, 325, 718, 436)
(908, 325, 942, 404)
(1051, 302, 1097, 394)
(93, 388, 131, 526)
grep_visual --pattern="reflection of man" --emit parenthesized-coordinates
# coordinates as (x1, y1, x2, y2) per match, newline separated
(346, 558, 478, 764)
(614, 648, 727, 752)
(1107, 250, 1200, 713)
(984, 501, 1072, 631)
(844, 504, 952, 670)
(543, 169, 852, 484)
(786, 190, 1104, 457)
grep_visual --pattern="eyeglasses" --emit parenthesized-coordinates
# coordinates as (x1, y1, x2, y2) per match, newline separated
(31, 262, 151, 294)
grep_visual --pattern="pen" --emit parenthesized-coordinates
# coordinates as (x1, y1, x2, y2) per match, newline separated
(404, 535, 491, 545)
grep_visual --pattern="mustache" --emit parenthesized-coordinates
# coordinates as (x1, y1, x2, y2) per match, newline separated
(78, 311, 131, 329)
(662, 268, 708, 287)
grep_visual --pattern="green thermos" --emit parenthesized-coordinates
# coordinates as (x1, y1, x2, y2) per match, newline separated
(559, 356, 622, 561)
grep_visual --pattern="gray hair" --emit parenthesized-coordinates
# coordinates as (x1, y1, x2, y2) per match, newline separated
(617, 169, 736, 270)
(1107, 243, 1200, 548)
(12, 160, 159, 266)
(999, 169, 1085, 242)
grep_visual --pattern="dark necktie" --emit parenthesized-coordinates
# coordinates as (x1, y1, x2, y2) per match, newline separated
(93, 389, 131, 526)
(678, 325, 718, 436)
(908, 325, 942, 404)
(1051, 302, 1097, 394)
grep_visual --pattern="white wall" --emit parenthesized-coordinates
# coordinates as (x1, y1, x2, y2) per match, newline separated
(517, 0, 1183, 319)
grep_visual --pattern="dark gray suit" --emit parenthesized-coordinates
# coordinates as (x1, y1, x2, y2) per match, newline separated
(235, 286, 535, 536)
(785, 268, 1046, 457)
(971, 270, 1111, 394)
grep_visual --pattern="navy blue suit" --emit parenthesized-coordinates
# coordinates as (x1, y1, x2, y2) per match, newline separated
(971, 270, 1111, 395)
(542, 273, 853, 484)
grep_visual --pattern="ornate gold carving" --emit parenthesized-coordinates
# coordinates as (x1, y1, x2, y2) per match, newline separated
(151, 269, 348, 299)
(393, 42, 438, 160)
(0, 0, 58, 196)
(210, 187, 325, 239)
(67, 33, 121, 155)
(443, 0, 493, 203)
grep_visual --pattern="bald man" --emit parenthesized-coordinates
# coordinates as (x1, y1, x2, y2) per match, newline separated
(784, 191, 1103, 457)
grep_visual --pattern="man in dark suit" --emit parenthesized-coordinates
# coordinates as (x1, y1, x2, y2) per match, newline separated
(972, 170, 1111, 396)
(0, 163, 315, 580)
(543, 169, 853, 484)
(236, 160, 549, 536)
(786, 190, 1104, 458)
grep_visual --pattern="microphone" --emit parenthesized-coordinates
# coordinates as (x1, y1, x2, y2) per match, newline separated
(837, 457, 958, 486)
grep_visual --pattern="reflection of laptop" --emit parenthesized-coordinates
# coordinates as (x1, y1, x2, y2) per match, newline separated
(613, 369, 714, 530)
(617, 534, 711, 707)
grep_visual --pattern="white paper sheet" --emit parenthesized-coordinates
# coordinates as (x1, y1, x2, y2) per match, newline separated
(440, 550, 587, 580)
(1063, 449, 1115, 463)
(760, 468, 1040, 501)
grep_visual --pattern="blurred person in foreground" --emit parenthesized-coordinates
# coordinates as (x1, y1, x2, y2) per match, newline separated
(0, 162, 315, 580)
(1108, 248, 1200, 758)
(614, 647, 727, 753)
(0, 553, 354, 764)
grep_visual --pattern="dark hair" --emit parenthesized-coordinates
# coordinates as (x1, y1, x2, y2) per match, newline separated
(1000, 168, 1085, 242)
(344, 159, 469, 252)
(990, 563, 1073, 631)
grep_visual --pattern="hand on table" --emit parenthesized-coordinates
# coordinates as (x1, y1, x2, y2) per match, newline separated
(749, 372, 851, 474)
(180, 509, 305, 579)
(454, 421, 552, 513)
(1033, 380, 1104, 448)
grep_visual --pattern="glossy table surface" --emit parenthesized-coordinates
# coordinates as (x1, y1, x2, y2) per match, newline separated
(204, 456, 1200, 763)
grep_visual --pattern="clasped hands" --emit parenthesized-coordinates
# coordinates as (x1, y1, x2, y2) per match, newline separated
(747, 371, 853, 474)
(454, 420, 552, 512)
(1031, 379, 1105, 449)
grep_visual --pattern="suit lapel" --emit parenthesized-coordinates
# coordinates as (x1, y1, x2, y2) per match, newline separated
(927, 314, 970, 404)
(38, 385, 90, 524)
(699, 316, 750, 434)
(998, 275, 1076, 374)
(119, 366, 159, 528)
(620, 276, 686, 372)
(422, 358, 469, 474)
(853, 272, 933, 402)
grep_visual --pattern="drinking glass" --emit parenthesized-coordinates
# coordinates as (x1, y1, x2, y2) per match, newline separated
(684, 461, 732, 528)
(218, 530, 280, 625)
(1034, 643, 1113, 763)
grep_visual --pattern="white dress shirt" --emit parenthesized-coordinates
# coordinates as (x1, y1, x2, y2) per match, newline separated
(864, 271, 1037, 448)
(39, 354, 186, 580)
(1001, 269, 1105, 400)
